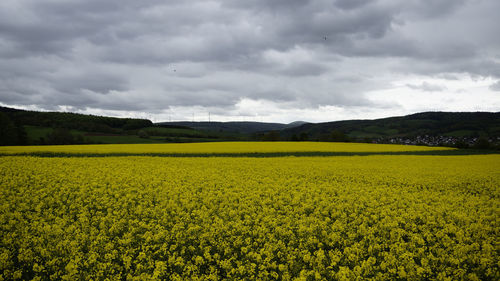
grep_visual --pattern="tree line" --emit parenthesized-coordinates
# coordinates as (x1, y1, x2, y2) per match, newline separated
(0, 107, 153, 145)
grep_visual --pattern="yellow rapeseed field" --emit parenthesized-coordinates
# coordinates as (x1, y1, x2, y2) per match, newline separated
(0, 141, 453, 155)
(0, 143, 498, 280)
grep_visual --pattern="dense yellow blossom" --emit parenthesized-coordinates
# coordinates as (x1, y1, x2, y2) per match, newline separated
(0, 141, 453, 155)
(0, 152, 498, 280)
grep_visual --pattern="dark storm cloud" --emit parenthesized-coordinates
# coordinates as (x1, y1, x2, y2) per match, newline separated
(0, 0, 498, 115)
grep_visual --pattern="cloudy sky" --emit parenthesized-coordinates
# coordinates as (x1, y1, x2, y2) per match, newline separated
(0, 0, 499, 123)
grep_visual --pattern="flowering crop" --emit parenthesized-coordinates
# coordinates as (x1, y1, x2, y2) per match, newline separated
(0, 141, 453, 156)
(0, 153, 498, 280)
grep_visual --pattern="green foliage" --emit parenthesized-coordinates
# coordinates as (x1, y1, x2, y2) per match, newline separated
(474, 137, 491, 149)
(0, 106, 153, 133)
(46, 128, 77, 145)
(286, 132, 309, 142)
(329, 130, 349, 142)
(137, 130, 150, 139)
(260, 131, 281, 141)
(0, 112, 27, 146)
(84, 135, 164, 144)
(123, 120, 153, 131)
(0, 112, 19, 146)
(142, 127, 218, 139)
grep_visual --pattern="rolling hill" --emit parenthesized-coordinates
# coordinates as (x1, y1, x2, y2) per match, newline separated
(281, 112, 500, 144)
(1, 106, 499, 148)
(156, 121, 308, 134)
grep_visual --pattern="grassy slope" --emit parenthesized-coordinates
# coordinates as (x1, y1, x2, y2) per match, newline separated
(156, 121, 290, 134)
(23, 125, 233, 145)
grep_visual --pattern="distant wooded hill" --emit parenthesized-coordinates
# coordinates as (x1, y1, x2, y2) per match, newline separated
(1, 106, 499, 148)
(156, 121, 307, 134)
(0, 106, 277, 145)
(280, 112, 500, 141)
(0, 106, 153, 132)
(0, 106, 153, 145)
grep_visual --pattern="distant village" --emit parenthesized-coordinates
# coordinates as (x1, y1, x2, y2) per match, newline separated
(374, 135, 499, 149)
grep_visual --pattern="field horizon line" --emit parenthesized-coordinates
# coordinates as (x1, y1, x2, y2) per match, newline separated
(1, 149, 498, 158)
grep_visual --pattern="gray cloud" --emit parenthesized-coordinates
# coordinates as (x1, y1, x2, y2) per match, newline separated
(406, 82, 447, 92)
(53, 73, 128, 96)
(0, 0, 498, 120)
(335, 0, 373, 11)
(489, 81, 500, 91)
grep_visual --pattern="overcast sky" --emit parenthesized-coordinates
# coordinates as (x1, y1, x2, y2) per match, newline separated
(0, 0, 499, 123)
